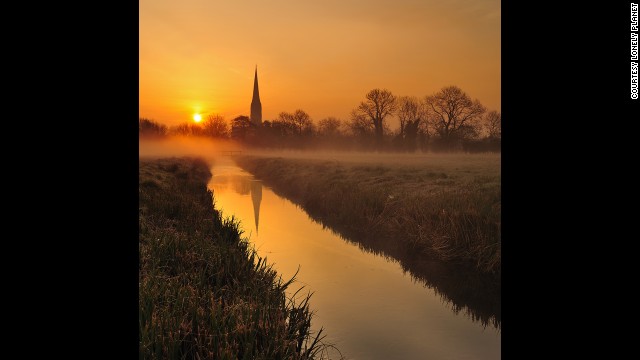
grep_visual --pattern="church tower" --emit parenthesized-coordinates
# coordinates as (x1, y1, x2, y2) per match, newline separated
(250, 66, 262, 125)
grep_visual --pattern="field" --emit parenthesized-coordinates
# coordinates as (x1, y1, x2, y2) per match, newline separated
(139, 157, 334, 359)
(235, 152, 501, 276)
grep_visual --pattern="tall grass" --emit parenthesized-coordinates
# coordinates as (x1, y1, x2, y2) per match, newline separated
(235, 155, 501, 276)
(139, 157, 336, 359)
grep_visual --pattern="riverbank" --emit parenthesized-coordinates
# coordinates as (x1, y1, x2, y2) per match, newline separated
(235, 154, 501, 276)
(139, 157, 330, 359)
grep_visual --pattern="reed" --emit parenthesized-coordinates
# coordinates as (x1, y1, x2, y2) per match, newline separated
(235, 155, 501, 276)
(139, 157, 336, 359)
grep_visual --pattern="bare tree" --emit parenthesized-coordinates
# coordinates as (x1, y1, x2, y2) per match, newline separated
(269, 118, 297, 138)
(203, 114, 229, 139)
(170, 122, 204, 136)
(317, 117, 343, 137)
(396, 96, 426, 151)
(139, 118, 168, 137)
(484, 110, 501, 140)
(231, 115, 252, 140)
(424, 86, 486, 148)
(347, 109, 374, 137)
(278, 109, 314, 136)
(355, 88, 397, 147)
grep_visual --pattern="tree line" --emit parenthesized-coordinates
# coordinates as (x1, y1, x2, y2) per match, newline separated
(139, 85, 501, 152)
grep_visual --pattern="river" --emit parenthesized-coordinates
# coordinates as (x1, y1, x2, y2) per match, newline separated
(207, 158, 501, 360)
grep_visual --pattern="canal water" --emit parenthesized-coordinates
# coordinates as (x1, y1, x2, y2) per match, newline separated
(207, 158, 500, 360)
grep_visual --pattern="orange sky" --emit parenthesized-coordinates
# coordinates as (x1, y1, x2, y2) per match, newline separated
(139, 0, 500, 128)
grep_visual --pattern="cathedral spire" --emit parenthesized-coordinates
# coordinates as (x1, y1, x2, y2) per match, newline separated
(250, 66, 262, 125)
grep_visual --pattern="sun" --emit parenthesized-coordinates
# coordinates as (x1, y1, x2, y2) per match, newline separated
(193, 113, 202, 123)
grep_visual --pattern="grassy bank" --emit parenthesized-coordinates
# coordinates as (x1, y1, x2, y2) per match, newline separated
(235, 154, 501, 276)
(139, 157, 331, 359)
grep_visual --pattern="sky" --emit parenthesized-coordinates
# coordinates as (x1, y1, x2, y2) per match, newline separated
(139, 0, 500, 128)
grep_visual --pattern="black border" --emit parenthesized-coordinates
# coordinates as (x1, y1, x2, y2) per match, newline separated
(36, 2, 140, 356)
(503, 2, 639, 357)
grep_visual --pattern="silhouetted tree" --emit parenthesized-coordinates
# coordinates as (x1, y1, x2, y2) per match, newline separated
(312, 117, 352, 150)
(203, 114, 229, 139)
(317, 117, 343, 137)
(170, 122, 204, 136)
(346, 110, 376, 149)
(347, 110, 374, 137)
(354, 89, 397, 148)
(484, 110, 501, 140)
(424, 86, 486, 150)
(139, 118, 167, 137)
(231, 115, 252, 140)
(270, 119, 297, 138)
(255, 119, 289, 147)
(278, 109, 314, 136)
(395, 96, 425, 152)
(458, 109, 501, 153)
(417, 125, 431, 152)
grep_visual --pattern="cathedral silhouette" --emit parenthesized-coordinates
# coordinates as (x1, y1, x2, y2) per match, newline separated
(250, 66, 262, 126)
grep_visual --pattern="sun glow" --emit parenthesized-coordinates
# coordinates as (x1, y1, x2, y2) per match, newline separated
(193, 113, 202, 123)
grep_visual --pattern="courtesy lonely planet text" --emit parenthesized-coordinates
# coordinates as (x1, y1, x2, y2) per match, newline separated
(632, 3, 638, 99)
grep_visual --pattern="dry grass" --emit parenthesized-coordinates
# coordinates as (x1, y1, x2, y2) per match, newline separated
(235, 153, 501, 275)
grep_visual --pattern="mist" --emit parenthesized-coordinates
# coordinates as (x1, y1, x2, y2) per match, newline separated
(140, 135, 500, 171)
(139, 136, 244, 163)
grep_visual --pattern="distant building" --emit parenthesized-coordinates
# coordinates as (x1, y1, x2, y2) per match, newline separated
(250, 66, 262, 126)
